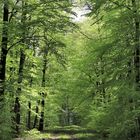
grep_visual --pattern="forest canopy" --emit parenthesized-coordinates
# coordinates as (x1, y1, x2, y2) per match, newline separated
(0, 0, 140, 140)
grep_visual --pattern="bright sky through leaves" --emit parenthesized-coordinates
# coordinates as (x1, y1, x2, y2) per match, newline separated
(72, 4, 91, 22)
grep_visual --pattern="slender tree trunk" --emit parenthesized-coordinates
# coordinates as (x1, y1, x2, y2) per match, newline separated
(66, 96, 70, 125)
(0, 0, 8, 107)
(38, 93, 45, 131)
(132, 0, 140, 90)
(14, 1, 26, 136)
(31, 44, 39, 129)
(131, 0, 140, 139)
(39, 52, 47, 131)
(14, 49, 25, 136)
(100, 57, 106, 103)
(27, 77, 33, 129)
(33, 100, 39, 128)
(14, 97, 20, 135)
(27, 101, 31, 129)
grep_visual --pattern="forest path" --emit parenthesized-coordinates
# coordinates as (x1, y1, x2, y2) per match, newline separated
(15, 127, 106, 140)
(40, 128, 98, 139)
(15, 133, 98, 140)
(28, 133, 98, 140)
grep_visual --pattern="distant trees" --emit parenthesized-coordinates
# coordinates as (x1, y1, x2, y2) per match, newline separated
(46, 0, 140, 139)
(85, 0, 140, 139)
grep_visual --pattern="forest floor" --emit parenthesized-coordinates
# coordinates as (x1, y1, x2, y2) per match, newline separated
(17, 126, 106, 140)
(16, 133, 100, 140)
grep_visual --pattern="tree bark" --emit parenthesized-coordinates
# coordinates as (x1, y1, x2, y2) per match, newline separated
(14, 49, 25, 136)
(27, 101, 31, 129)
(131, 0, 140, 139)
(132, 0, 140, 89)
(0, 0, 8, 106)
(38, 93, 45, 131)
(14, 0, 26, 136)
(27, 77, 33, 129)
(38, 52, 47, 131)
(33, 100, 39, 128)
(14, 97, 20, 135)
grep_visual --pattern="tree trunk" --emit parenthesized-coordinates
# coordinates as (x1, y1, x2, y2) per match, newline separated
(27, 77, 33, 129)
(27, 101, 31, 129)
(0, 0, 8, 106)
(39, 93, 45, 131)
(14, 0, 26, 136)
(14, 97, 20, 135)
(33, 100, 39, 128)
(132, 0, 140, 90)
(14, 49, 25, 137)
(131, 0, 140, 139)
(38, 53, 47, 131)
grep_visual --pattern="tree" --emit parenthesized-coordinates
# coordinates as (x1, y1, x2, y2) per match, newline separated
(0, 0, 9, 109)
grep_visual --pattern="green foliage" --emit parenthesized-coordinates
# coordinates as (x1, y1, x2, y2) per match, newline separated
(0, 0, 140, 140)
(0, 97, 13, 140)
(24, 128, 51, 139)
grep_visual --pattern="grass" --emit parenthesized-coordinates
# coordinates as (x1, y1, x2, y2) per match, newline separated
(43, 125, 97, 134)
(22, 132, 98, 140)
(23, 129, 50, 139)
(19, 126, 106, 140)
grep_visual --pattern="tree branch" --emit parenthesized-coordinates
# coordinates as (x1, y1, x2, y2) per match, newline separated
(7, 39, 23, 52)
(78, 30, 92, 40)
(9, 0, 20, 22)
(108, 0, 132, 11)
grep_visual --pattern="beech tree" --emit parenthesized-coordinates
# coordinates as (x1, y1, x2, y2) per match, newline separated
(1, 0, 140, 140)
